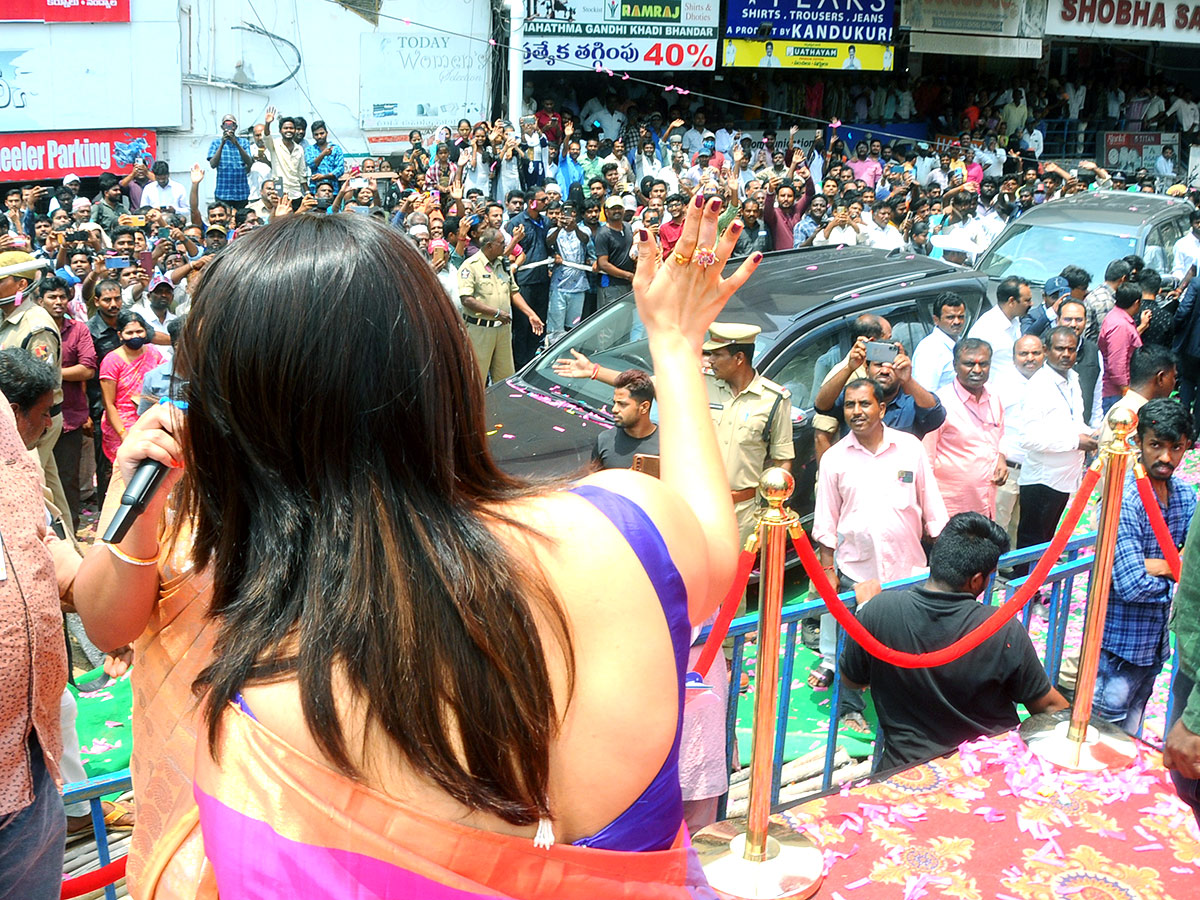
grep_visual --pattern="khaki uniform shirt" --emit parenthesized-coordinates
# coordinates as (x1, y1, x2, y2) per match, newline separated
(707, 371, 795, 491)
(458, 251, 516, 318)
(0, 302, 62, 405)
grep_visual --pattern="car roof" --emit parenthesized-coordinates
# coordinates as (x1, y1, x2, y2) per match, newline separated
(716, 245, 974, 328)
(1008, 190, 1193, 232)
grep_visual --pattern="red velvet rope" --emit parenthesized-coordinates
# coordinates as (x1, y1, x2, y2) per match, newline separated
(695, 549, 757, 679)
(61, 856, 127, 898)
(1134, 464, 1183, 582)
(791, 465, 1103, 669)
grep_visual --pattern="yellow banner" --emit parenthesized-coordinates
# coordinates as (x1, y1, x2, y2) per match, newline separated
(723, 40, 893, 71)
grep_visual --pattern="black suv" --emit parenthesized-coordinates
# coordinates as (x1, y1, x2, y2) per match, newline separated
(486, 246, 988, 519)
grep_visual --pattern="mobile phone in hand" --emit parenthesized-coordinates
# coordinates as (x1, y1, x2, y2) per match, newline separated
(865, 341, 899, 364)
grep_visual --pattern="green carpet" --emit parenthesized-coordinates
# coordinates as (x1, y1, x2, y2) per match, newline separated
(69, 668, 133, 777)
(733, 599, 879, 767)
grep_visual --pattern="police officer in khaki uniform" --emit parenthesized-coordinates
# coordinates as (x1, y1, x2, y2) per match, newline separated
(0, 252, 71, 530)
(457, 227, 544, 383)
(702, 323, 795, 545)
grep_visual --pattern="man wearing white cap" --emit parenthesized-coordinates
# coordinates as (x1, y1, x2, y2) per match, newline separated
(47, 174, 82, 216)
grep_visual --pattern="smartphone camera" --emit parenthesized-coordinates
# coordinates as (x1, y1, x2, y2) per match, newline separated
(865, 341, 899, 364)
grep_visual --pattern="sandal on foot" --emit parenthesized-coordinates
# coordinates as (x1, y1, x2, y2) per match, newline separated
(67, 799, 135, 835)
(807, 664, 834, 690)
(840, 711, 871, 734)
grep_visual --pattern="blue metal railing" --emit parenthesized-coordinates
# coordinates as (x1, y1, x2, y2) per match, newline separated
(62, 769, 132, 900)
(703, 532, 1100, 818)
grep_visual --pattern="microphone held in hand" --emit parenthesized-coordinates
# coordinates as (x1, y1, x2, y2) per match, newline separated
(101, 397, 187, 545)
(101, 459, 169, 544)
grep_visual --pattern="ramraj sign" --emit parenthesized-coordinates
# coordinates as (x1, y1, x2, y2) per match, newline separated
(604, 1, 681, 22)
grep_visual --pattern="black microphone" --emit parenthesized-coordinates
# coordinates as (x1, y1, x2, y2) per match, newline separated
(101, 396, 187, 545)
(101, 460, 170, 544)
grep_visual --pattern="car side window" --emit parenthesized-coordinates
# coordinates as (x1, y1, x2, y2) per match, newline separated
(767, 323, 847, 411)
(1146, 222, 1181, 275)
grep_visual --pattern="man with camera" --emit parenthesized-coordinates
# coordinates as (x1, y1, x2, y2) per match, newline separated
(206, 113, 255, 210)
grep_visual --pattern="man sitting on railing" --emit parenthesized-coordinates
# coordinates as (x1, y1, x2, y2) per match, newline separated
(840, 512, 1068, 773)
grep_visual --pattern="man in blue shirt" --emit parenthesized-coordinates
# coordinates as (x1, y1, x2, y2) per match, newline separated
(507, 187, 551, 369)
(304, 121, 345, 194)
(813, 337, 947, 441)
(206, 114, 255, 207)
(1095, 397, 1197, 736)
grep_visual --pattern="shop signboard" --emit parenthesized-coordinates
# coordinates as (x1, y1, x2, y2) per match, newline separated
(1102, 131, 1179, 172)
(1, 0, 130, 23)
(722, 39, 893, 70)
(359, 29, 492, 132)
(1046, 0, 1200, 44)
(0, 128, 156, 182)
(900, 0, 1046, 36)
(522, 0, 719, 70)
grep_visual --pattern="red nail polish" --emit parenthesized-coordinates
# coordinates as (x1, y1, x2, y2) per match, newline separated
(730, 219, 743, 231)
(711, 199, 722, 211)
(752, 252, 763, 263)
(694, 194, 704, 208)
(638, 228, 649, 242)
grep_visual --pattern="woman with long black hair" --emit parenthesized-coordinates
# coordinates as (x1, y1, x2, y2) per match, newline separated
(75, 196, 759, 898)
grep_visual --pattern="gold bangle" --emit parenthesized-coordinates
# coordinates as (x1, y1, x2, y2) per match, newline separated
(102, 541, 159, 567)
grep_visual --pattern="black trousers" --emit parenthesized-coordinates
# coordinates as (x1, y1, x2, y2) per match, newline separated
(1015, 482, 1069, 577)
(512, 280, 550, 370)
(93, 414, 112, 504)
(52, 427, 83, 525)
(1178, 353, 1200, 421)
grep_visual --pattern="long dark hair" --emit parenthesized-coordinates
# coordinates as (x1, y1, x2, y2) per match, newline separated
(179, 213, 571, 825)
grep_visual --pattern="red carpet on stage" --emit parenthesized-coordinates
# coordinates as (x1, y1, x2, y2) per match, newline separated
(777, 731, 1200, 899)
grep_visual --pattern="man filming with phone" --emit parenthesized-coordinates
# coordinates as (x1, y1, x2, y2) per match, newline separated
(813, 334, 946, 448)
(206, 114, 255, 210)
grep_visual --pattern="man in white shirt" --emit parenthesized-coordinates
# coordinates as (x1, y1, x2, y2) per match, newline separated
(1174, 211, 1200, 289)
(246, 124, 273, 202)
(841, 45, 862, 69)
(263, 106, 307, 203)
(138, 162, 189, 214)
(759, 42, 783, 68)
(993, 334, 1044, 542)
(681, 111, 709, 157)
(1017, 326, 1099, 558)
(968, 276, 1031, 374)
(865, 203, 905, 251)
(912, 292, 969, 392)
(635, 139, 664, 183)
(1167, 90, 1200, 138)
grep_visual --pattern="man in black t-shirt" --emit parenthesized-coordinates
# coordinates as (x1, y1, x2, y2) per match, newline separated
(594, 195, 635, 310)
(592, 368, 659, 470)
(841, 512, 1067, 773)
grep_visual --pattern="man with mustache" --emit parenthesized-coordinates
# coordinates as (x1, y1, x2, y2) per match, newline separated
(1094, 399, 1195, 736)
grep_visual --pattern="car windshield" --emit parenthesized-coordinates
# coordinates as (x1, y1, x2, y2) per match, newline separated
(976, 223, 1139, 285)
(521, 292, 790, 408)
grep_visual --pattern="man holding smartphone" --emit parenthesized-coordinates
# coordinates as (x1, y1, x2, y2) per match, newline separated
(206, 114, 255, 209)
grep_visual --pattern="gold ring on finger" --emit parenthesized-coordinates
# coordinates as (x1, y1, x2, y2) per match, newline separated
(693, 247, 718, 269)
(673, 250, 692, 265)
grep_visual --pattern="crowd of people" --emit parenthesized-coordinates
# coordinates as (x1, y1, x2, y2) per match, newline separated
(2, 76, 1200, 897)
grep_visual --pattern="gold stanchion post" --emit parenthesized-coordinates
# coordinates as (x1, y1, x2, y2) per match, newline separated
(1021, 407, 1138, 770)
(694, 468, 824, 900)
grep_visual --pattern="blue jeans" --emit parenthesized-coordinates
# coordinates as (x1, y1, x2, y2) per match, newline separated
(1102, 394, 1119, 414)
(1093, 648, 1161, 737)
(0, 734, 66, 900)
(1168, 665, 1200, 827)
(547, 288, 585, 336)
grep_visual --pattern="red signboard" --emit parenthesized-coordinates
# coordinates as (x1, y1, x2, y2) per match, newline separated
(0, 129, 156, 183)
(1, 0, 130, 23)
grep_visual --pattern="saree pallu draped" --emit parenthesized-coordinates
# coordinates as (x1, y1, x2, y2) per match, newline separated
(192, 706, 719, 899)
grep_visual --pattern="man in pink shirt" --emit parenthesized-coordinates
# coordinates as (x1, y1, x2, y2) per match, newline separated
(812, 378, 949, 730)
(1099, 282, 1148, 413)
(847, 141, 883, 188)
(924, 338, 1007, 519)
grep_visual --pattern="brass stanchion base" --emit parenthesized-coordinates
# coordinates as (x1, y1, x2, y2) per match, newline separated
(694, 815, 824, 900)
(1019, 709, 1137, 771)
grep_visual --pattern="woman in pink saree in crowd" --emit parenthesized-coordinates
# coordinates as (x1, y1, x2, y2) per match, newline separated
(73, 198, 760, 898)
(98, 310, 163, 461)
